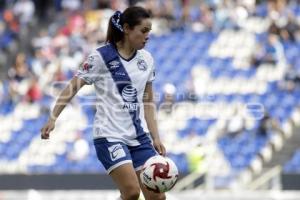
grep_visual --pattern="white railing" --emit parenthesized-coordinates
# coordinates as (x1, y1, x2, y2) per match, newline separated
(172, 171, 205, 191)
(247, 165, 282, 190)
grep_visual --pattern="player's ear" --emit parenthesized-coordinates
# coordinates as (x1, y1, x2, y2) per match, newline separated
(123, 23, 130, 34)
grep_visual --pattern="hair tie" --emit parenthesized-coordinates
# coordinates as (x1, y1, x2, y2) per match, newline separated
(112, 11, 123, 32)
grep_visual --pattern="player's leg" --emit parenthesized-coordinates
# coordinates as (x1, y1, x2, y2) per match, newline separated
(94, 140, 141, 200)
(110, 163, 141, 200)
(136, 169, 166, 200)
(129, 135, 166, 200)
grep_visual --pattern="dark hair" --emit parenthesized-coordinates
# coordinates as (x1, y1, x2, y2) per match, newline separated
(106, 6, 151, 45)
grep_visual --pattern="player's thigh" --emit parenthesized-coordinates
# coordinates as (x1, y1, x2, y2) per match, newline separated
(136, 170, 166, 200)
(129, 136, 157, 171)
(94, 139, 140, 195)
(110, 163, 141, 196)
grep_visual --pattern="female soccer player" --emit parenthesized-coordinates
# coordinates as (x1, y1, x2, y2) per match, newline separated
(41, 6, 166, 200)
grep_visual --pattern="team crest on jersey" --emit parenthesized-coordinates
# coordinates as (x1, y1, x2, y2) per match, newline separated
(137, 59, 147, 71)
(109, 60, 120, 69)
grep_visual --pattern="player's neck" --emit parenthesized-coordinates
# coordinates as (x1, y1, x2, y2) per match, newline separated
(116, 41, 136, 60)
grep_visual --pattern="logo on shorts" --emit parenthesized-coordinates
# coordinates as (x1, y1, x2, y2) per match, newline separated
(108, 144, 126, 161)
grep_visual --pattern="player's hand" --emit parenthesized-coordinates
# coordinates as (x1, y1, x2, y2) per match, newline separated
(41, 119, 55, 139)
(153, 138, 166, 156)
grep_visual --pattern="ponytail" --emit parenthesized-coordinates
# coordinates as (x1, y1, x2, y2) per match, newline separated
(106, 11, 124, 45)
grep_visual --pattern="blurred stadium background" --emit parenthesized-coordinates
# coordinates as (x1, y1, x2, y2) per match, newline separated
(1, 0, 300, 199)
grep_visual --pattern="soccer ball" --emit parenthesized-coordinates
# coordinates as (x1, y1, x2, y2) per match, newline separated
(140, 155, 179, 193)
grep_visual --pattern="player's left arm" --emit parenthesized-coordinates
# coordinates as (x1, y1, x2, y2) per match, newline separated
(143, 82, 166, 156)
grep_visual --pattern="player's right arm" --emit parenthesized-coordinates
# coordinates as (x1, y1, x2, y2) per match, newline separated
(41, 77, 87, 139)
(41, 51, 101, 139)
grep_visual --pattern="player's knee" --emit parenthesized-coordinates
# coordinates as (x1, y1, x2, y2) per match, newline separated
(122, 187, 140, 200)
(145, 193, 166, 200)
(156, 193, 166, 200)
(124, 192, 140, 200)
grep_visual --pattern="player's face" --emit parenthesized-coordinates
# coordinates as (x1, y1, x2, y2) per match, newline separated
(127, 18, 152, 50)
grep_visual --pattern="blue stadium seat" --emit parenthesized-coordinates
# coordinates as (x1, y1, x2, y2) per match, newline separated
(284, 149, 300, 173)
(167, 153, 189, 173)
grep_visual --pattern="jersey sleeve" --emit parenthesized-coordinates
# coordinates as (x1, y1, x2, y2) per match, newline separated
(147, 54, 156, 82)
(76, 51, 102, 85)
